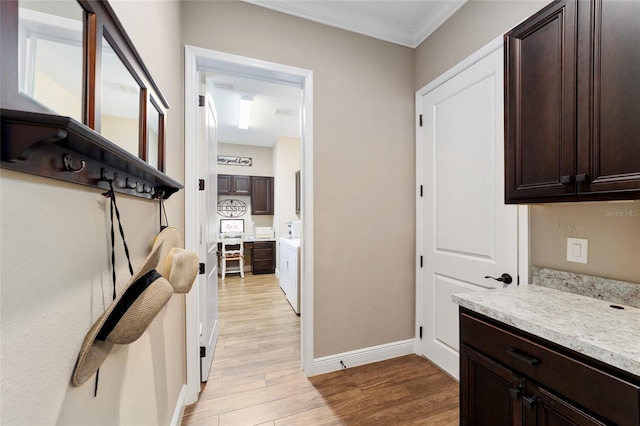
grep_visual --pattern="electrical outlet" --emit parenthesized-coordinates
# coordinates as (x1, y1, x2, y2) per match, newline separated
(567, 238, 588, 264)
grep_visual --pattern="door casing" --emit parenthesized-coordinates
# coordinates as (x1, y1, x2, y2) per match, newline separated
(184, 45, 314, 403)
(414, 35, 530, 378)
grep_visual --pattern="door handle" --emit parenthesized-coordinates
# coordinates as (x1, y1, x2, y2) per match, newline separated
(508, 386, 522, 400)
(523, 395, 538, 409)
(508, 348, 540, 366)
(484, 273, 513, 286)
(576, 173, 589, 183)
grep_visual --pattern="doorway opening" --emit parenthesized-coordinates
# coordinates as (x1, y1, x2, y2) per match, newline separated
(184, 46, 314, 404)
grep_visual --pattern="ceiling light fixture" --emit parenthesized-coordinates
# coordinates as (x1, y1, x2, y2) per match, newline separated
(238, 97, 253, 130)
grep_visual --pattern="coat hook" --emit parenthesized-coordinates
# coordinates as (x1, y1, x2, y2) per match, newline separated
(125, 178, 139, 189)
(100, 168, 118, 183)
(62, 154, 86, 173)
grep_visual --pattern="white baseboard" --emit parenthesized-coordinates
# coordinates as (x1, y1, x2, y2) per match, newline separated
(170, 385, 187, 426)
(311, 339, 415, 376)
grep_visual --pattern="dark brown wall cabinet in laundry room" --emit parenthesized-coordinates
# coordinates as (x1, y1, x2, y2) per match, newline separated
(505, 0, 640, 203)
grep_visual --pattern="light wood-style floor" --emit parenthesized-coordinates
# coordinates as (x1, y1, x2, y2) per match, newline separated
(182, 273, 459, 426)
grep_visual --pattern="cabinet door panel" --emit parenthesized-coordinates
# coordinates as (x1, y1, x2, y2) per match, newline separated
(523, 383, 607, 426)
(217, 174, 232, 194)
(251, 176, 274, 215)
(505, 0, 577, 201)
(578, 0, 640, 194)
(460, 345, 522, 426)
(233, 175, 251, 194)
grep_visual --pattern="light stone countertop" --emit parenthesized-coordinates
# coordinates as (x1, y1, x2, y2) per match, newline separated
(453, 285, 640, 378)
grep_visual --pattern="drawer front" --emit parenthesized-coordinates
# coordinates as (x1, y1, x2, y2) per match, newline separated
(252, 259, 273, 273)
(460, 311, 640, 425)
(253, 241, 273, 249)
(253, 248, 272, 260)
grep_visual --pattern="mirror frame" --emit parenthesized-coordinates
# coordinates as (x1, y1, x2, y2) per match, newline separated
(0, 0, 178, 198)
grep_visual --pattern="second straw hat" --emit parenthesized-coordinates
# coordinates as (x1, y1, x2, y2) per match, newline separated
(152, 227, 199, 294)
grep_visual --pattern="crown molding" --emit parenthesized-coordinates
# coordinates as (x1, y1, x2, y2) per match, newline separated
(241, 0, 467, 48)
(413, 1, 466, 47)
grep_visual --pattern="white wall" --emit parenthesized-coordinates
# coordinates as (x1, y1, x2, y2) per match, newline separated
(0, 1, 185, 424)
(273, 136, 300, 240)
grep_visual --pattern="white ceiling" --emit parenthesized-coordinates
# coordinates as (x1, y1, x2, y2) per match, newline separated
(211, 1, 467, 147)
(207, 73, 302, 147)
(242, 0, 467, 48)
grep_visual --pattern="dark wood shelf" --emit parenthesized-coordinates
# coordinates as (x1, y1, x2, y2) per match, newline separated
(1, 108, 182, 199)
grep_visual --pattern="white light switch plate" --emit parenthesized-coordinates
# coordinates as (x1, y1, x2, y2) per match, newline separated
(567, 238, 588, 264)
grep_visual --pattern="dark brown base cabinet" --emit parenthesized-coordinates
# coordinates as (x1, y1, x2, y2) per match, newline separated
(505, 0, 640, 203)
(460, 309, 640, 426)
(251, 241, 275, 274)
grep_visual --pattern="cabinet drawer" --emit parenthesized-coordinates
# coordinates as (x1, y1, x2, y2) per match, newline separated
(252, 259, 273, 273)
(253, 241, 273, 250)
(460, 311, 640, 425)
(253, 248, 272, 260)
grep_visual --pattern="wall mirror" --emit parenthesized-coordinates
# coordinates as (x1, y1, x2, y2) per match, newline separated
(100, 35, 141, 158)
(18, 0, 84, 123)
(146, 97, 164, 170)
(2, 0, 176, 198)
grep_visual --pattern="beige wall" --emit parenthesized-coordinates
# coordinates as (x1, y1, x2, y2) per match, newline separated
(218, 142, 274, 177)
(182, 0, 416, 357)
(414, 0, 550, 90)
(530, 202, 640, 283)
(415, 0, 639, 285)
(273, 137, 301, 240)
(273, 137, 301, 268)
(0, 1, 185, 424)
(217, 143, 274, 228)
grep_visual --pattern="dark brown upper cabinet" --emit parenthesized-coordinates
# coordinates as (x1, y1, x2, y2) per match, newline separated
(1, 0, 178, 198)
(217, 174, 251, 195)
(251, 176, 274, 215)
(505, 0, 640, 203)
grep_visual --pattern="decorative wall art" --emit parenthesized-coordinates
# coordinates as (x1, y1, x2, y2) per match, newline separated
(217, 155, 252, 166)
(217, 199, 248, 218)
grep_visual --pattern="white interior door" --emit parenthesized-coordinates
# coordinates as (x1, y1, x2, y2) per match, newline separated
(198, 88, 219, 383)
(416, 44, 518, 380)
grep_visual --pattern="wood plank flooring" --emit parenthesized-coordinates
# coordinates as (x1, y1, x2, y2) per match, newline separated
(182, 273, 459, 426)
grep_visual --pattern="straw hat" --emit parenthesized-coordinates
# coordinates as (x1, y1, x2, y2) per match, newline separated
(72, 242, 173, 386)
(152, 227, 199, 294)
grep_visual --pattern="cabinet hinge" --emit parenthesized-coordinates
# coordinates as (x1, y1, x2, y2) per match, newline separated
(198, 95, 205, 107)
(419, 114, 423, 127)
(200, 346, 206, 357)
(517, 275, 520, 286)
(420, 185, 423, 197)
(199, 263, 205, 274)
(419, 326, 423, 340)
(198, 179, 205, 191)
(420, 256, 423, 268)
